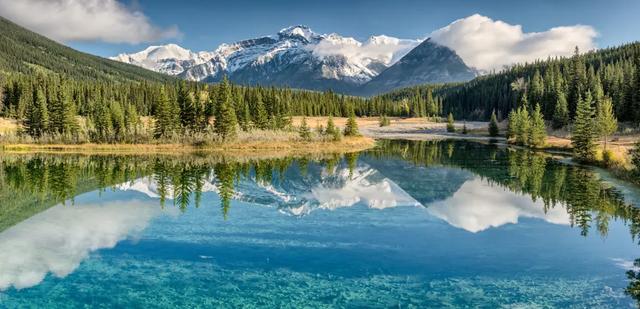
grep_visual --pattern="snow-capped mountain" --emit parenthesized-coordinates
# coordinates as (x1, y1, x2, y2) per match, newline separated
(111, 44, 214, 76)
(111, 25, 476, 94)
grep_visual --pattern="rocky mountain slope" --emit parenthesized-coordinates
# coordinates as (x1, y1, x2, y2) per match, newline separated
(112, 26, 477, 95)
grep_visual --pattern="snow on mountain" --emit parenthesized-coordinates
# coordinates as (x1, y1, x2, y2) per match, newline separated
(115, 162, 420, 218)
(111, 44, 213, 75)
(111, 26, 420, 87)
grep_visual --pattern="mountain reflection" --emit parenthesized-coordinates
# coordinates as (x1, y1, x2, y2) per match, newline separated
(1, 141, 640, 298)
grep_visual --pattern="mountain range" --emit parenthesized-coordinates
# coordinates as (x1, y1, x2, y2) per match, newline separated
(112, 26, 477, 95)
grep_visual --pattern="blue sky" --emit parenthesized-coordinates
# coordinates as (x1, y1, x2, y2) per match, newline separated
(1, 0, 639, 57)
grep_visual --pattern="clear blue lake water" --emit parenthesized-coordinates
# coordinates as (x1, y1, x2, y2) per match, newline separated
(1, 140, 640, 308)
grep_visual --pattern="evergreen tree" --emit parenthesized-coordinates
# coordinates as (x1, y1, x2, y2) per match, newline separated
(529, 69, 544, 106)
(507, 110, 517, 139)
(153, 87, 175, 139)
(633, 56, 640, 121)
(596, 96, 618, 151)
(325, 115, 337, 136)
(572, 92, 597, 162)
(343, 110, 360, 137)
(253, 91, 269, 130)
(93, 101, 113, 142)
(489, 110, 499, 137)
(462, 122, 468, 134)
(110, 101, 126, 141)
(238, 100, 251, 131)
(514, 106, 530, 145)
(24, 87, 49, 137)
(552, 87, 570, 129)
(299, 117, 311, 141)
(51, 87, 78, 137)
(446, 113, 455, 133)
(528, 103, 547, 147)
(177, 81, 196, 130)
(214, 77, 238, 141)
(569, 46, 587, 117)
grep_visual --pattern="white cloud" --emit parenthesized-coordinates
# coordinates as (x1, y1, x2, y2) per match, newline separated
(0, 0, 181, 44)
(427, 178, 570, 233)
(430, 14, 598, 72)
(311, 34, 420, 66)
(0, 200, 163, 290)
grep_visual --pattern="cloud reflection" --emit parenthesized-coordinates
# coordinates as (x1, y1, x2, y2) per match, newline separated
(427, 178, 570, 233)
(0, 200, 161, 290)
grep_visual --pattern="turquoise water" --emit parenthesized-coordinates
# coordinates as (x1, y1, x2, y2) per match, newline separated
(1, 140, 639, 307)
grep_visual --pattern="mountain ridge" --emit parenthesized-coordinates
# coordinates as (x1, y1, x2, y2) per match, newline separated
(111, 26, 477, 95)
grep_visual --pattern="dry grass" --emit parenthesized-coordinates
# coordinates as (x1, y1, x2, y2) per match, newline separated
(1, 135, 375, 158)
(0, 118, 18, 135)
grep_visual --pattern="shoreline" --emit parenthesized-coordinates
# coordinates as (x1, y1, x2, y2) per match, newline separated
(0, 136, 376, 157)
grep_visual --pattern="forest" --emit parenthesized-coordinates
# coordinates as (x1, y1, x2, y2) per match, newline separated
(0, 71, 447, 143)
(436, 43, 640, 123)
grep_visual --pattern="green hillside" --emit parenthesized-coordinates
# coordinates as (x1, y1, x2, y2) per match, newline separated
(0, 16, 174, 83)
(374, 42, 640, 124)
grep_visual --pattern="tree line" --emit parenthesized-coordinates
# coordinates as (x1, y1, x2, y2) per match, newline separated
(0, 71, 444, 143)
(433, 43, 640, 124)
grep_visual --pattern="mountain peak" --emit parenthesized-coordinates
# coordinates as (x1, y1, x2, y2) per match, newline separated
(277, 25, 318, 42)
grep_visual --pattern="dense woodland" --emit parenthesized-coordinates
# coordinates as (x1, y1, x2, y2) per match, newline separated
(435, 43, 640, 123)
(0, 71, 447, 142)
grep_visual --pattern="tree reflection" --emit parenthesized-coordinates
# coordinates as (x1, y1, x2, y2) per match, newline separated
(2, 141, 640, 305)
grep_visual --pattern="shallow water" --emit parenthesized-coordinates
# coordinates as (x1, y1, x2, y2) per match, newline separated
(1, 140, 639, 308)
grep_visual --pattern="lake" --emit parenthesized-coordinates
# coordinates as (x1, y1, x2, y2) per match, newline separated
(1, 140, 640, 308)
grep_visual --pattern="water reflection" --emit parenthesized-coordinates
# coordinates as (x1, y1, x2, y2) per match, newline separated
(1, 143, 639, 239)
(1, 140, 640, 305)
(0, 201, 162, 290)
(427, 178, 570, 233)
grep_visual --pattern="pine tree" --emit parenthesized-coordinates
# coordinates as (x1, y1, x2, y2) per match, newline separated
(514, 106, 530, 145)
(489, 110, 499, 137)
(25, 87, 49, 137)
(462, 122, 468, 134)
(214, 77, 238, 141)
(572, 92, 597, 162)
(528, 103, 547, 147)
(93, 101, 113, 142)
(552, 86, 569, 129)
(632, 56, 640, 121)
(507, 110, 517, 139)
(343, 110, 360, 137)
(446, 113, 455, 133)
(51, 87, 78, 137)
(110, 101, 126, 141)
(238, 100, 251, 131)
(529, 69, 544, 106)
(325, 115, 337, 136)
(154, 87, 175, 139)
(596, 96, 618, 151)
(253, 92, 269, 130)
(569, 46, 587, 117)
(299, 117, 311, 141)
(177, 81, 196, 130)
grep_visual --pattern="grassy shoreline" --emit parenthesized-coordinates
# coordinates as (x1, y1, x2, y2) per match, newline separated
(0, 136, 376, 157)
